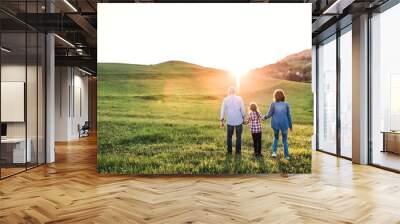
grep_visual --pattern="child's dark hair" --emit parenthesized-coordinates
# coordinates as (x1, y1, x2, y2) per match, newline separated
(249, 102, 261, 119)
(273, 89, 285, 102)
(249, 102, 259, 112)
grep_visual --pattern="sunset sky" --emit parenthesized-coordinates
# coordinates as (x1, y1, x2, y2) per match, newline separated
(98, 3, 311, 76)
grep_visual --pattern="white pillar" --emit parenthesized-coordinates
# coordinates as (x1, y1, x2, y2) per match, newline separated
(352, 14, 369, 164)
(46, 32, 55, 163)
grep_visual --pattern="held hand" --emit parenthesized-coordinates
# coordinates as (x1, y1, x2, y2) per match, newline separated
(290, 127, 293, 132)
(220, 121, 225, 128)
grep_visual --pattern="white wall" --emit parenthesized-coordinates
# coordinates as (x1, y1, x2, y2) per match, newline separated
(1, 65, 25, 129)
(55, 66, 70, 141)
(55, 67, 89, 141)
(72, 73, 89, 138)
(0, 65, 38, 139)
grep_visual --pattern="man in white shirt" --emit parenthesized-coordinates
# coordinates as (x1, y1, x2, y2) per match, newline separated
(220, 86, 246, 155)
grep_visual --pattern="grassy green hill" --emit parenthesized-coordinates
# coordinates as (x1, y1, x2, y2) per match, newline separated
(97, 61, 313, 174)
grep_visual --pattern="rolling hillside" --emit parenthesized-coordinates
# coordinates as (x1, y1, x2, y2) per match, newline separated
(98, 60, 228, 76)
(249, 49, 312, 82)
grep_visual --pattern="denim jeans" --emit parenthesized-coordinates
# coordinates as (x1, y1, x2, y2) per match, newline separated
(272, 128, 289, 157)
(227, 125, 242, 154)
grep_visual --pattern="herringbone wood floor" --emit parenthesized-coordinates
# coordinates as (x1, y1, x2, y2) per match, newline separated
(1, 135, 400, 224)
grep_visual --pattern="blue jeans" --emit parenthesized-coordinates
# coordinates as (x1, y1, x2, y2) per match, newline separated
(227, 125, 242, 154)
(272, 128, 289, 157)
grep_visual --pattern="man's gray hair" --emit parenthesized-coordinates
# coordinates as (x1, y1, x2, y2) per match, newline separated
(228, 86, 236, 95)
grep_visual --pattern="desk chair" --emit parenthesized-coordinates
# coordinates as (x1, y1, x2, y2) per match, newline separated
(79, 121, 90, 138)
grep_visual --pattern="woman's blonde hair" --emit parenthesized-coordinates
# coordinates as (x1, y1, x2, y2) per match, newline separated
(273, 89, 285, 102)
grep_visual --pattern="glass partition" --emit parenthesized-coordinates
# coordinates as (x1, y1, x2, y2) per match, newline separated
(26, 0, 42, 170)
(1, 31, 28, 178)
(27, 30, 38, 169)
(0, 3, 46, 179)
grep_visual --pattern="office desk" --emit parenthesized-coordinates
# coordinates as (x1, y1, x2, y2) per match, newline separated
(382, 131, 400, 154)
(1, 138, 31, 164)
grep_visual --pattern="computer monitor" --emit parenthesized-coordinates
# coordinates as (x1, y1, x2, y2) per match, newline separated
(1, 123, 7, 137)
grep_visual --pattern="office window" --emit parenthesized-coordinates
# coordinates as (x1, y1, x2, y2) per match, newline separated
(339, 28, 352, 158)
(371, 3, 400, 171)
(318, 36, 337, 154)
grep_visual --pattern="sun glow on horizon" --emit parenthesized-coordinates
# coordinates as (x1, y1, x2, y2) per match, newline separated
(230, 70, 248, 91)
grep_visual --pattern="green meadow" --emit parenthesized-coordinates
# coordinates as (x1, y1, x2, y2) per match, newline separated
(97, 61, 313, 174)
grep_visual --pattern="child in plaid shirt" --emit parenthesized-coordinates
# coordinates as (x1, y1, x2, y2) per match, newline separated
(246, 102, 263, 157)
